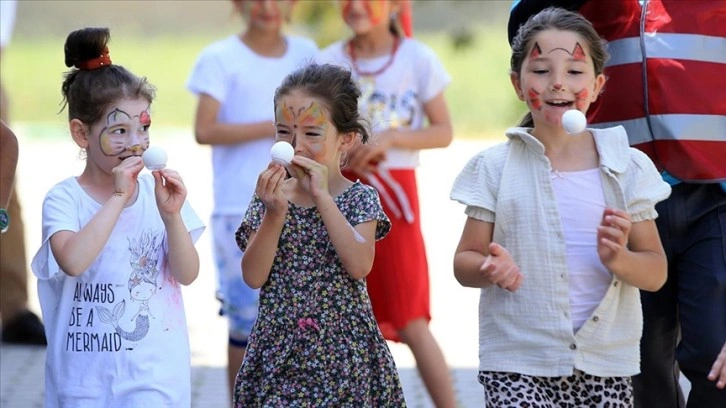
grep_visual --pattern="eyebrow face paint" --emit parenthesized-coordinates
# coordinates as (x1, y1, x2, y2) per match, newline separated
(275, 97, 330, 158)
(529, 42, 542, 60)
(572, 43, 586, 62)
(276, 101, 327, 129)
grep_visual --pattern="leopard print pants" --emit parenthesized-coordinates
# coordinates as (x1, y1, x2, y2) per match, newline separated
(478, 370, 633, 407)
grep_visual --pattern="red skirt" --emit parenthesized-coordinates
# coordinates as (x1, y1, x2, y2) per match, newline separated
(346, 168, 431, 343)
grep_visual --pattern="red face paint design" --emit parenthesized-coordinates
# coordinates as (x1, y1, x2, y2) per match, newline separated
(140, 111, 151, 127)
(340, 0, 387, 25)
(528, 88, 542, 111)
(572, 43, 586, 62)
(529, 42, 542, 60)
(574, 89, 590, 111)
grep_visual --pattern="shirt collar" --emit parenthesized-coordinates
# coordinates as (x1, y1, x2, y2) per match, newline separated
(505, 126, 630, 174)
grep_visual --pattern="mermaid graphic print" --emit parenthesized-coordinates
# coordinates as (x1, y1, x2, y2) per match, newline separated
(95, 229, 163, 343)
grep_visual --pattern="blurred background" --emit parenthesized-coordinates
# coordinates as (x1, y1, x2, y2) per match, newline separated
(2, 0, 524, 140)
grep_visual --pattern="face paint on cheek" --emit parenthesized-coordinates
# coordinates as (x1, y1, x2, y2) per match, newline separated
(528, 88, 542, 111)
(574, 89, 589, 111)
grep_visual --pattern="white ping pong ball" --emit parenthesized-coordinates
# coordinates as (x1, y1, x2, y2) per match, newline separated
(270, 141, 294, 165)
(142, 146, 168, 170)
(562, 109, 587, 134)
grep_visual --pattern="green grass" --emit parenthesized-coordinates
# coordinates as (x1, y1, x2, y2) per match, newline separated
(1, 26, 525, 141)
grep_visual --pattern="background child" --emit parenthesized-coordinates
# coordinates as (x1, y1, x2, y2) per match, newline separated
(233, 63, 405, 406)
(31, 27, 205, 407)
(451, 7, 671, 406)
(186, 1, 317, 396)
(316, 2, 455, 405)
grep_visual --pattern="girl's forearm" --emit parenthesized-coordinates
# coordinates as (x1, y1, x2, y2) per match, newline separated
(53, 195, 126, 276)
(241, 213, 285, 288)
(608, 249, 667, 291)
(454, 251, 494, 288)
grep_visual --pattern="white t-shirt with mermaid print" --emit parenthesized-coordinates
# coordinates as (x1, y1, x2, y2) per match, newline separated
(31, 174, 205, 408)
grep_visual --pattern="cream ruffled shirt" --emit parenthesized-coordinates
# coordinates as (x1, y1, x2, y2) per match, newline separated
(450, 126, 671, 377)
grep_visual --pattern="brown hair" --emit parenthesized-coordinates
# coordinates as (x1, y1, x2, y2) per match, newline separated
(274, 63, 371, 143)
(60, 27, 156, 125)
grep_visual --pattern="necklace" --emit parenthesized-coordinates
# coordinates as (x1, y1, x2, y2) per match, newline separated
(347, 36, 400, 77)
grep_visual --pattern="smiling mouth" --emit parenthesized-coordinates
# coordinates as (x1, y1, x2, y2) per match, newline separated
(546, 100, 574, 108)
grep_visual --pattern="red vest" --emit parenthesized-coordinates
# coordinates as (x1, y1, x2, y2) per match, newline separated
(579, 0, 726, 182)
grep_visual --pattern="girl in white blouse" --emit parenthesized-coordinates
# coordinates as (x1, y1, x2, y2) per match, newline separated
(451, 7, 670, 407)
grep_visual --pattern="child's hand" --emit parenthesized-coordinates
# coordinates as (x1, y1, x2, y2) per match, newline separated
(480, 242, 523, 292)
(346, 139, 386, 176)
(597, 208, 632, 269)
(289, 155, 329, 202)
(112, 156, 144, 202)
(708, 341, 726, 389)
(153, 168, 187, 217)
(256, 163, 288, 216)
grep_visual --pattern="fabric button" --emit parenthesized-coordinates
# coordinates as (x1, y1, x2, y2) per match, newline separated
(592, 316, 599, 322)
(569, 343, 577, 350)
(613, 281, 619, 287)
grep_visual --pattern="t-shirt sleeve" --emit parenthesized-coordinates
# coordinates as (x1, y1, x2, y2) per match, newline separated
(450, 149, 501, 223)
(31, 186, 80, 280)
(235, 195, 265, 252)
(346, 184, 391, 241)
(186, 45, 228, 103)
(416, 42, 452, 103)
(181, 199, 206, 244)
(625, 148, 672, 222)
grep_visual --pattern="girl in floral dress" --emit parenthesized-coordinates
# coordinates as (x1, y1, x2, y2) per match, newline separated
(233, 63, 406, 407)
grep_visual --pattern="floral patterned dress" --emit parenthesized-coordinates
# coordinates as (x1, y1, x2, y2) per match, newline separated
(233, 182, 406, 407)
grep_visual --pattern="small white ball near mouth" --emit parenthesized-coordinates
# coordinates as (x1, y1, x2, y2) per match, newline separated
(142, 146, 168, 170)
(562, 109, 587, 134)
(270, 141, 294, 165)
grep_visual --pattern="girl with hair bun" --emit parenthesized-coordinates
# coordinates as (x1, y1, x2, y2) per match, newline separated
(31, 27, 205, 408)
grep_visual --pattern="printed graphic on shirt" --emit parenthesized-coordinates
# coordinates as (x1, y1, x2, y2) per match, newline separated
(65, 229, 163, 352)
(357, 79, 417, 130)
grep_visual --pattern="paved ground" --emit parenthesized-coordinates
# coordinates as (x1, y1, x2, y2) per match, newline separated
(0, 126, 689, 407)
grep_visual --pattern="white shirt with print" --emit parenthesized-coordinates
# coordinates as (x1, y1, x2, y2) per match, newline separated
(32, 174, 205, 408)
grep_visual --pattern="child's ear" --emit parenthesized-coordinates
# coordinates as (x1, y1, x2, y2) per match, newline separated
(510, 72, 525, 101)
(340, 131, 358, 152)
(592, 73, 607, 102)
(69, 119, 89, 149)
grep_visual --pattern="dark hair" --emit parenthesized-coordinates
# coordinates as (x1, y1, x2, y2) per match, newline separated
(274, 63, 371, 143)
(510, 7, 609, 127)
(60, 27, 156, 124)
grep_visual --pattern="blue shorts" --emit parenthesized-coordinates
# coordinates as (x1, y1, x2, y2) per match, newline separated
(212, 215, 259, 347)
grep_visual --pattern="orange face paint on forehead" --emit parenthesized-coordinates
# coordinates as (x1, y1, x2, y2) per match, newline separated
(276, 100, 327, 128)
(340, 0, 387, 25)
